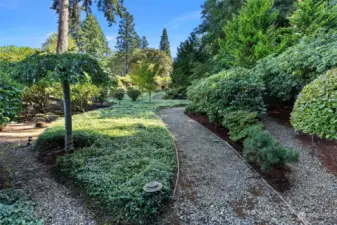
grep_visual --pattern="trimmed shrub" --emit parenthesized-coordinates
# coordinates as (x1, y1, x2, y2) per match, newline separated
(35, 128, 101, 152)
(222, 110, 261, 142)
(163, 87, 187, 100)
(253, 32, 337, 104)
(291, 69, 337, 140)
(127, 88, 141, 102)
(243, 126, 299, 171)
(187, 67, 265, 122)
(113, 88, 125, 104)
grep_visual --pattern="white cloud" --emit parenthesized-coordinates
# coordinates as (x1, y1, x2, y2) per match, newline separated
(106, 35, 115, 41)
(168, 11, 201, 29)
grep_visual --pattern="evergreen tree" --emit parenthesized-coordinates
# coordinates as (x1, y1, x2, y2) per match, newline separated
(219, 0, 287, 68)
(77, 14, 111, 59)
(141, 36, 149, 49)
(289, 0, 337, 36)
(159, 28, 171, 57)
(116, 9, 140, 75)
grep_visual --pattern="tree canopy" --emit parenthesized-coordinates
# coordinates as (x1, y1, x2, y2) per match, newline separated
(159, 28, 171, 57)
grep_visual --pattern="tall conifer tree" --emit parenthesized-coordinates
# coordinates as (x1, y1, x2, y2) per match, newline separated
(116, 9, 140, 75)
(78, 14, 111, 59)
(141, 36, 149, 49)
(159, 28, 171, 57)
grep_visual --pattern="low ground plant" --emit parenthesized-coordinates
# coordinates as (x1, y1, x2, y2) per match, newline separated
(35, 98, 187, 224)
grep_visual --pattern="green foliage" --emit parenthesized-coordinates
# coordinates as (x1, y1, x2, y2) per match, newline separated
(219, 0, 288, 68)
(291, 69, 337, 140)
(36, 98, 187, 224)
(0, 73, 21, 126)
(130, 49, 172, 101)
(0, 190, 44, 225)
(22, 81, 52, 114)
(113, 88, 125, 102)
(222, 111, 260, 142)
(253, 32, 337, 104)
(41, 33, 78, 53)
(77, 14, 111, 59)
(13, 53, 109, 85)
(127, 88, 141, 102)
(163, 87, 187, 100)
(159, 29, 171, 57)
(289, 0, 337, 36)
(116, 9, 141, 75)
(141, 36, 149, 49)
(187, 67, 265, 122)
(243, 126, 299, 171)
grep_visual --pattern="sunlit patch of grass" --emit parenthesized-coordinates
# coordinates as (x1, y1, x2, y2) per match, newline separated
(35, 98, 187, 224)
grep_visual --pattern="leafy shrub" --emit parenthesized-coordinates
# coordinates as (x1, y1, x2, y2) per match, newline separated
(22, 82, 52, 114)
(243, 126, 299, 171)
(35, 128, 101, 152)
(113, 88, 125, 103)
(0, 73, 21, 126)
(0, 190, 44, 225)
(127, 88, 142, 102)
(253, 32, 337, 104)
(291, 69, 337, 140)
(222, 110, 261, 142)
(187, 67, 265, 122)
(163, 87, 187, 100)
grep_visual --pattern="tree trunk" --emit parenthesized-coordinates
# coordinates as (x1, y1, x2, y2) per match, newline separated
(62, 81, 73, 152)
(149, 92, 151, 103)
(57, 0, 72, 152)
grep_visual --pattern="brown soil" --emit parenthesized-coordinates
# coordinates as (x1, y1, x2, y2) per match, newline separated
(267, 107, 337, 177)
(187, 113, 292, 192)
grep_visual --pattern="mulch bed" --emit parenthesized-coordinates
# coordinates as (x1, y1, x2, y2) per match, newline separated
(267, 106, 337, 177)
(187, 113, 292, 192)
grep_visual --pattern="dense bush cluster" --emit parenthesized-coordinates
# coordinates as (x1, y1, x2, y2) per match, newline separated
(291, 69, 337, 140)
(113, 88, 125, 103)
(163, 87, 187, 100)
(243, 126, 299, 171)
(254, 32, 337, 104)
(187, 67, 265, 122)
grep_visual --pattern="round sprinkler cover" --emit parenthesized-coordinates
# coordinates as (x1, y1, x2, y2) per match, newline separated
(143, 181, 163, 193)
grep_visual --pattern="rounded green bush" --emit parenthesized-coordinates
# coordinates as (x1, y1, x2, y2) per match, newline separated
(187, 67, 265, 122)
(127, 88, 141, 102)
(291, 69, 337, 140)
(113, 88, 125, 102)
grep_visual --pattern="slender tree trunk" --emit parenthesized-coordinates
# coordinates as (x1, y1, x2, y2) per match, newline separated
(57, 0, 72, 152)
(149, 91, 151, 103)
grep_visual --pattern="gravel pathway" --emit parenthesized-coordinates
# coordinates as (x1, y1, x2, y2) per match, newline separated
(158, 108, 302, 225)
(262, 116, 337, 225)
(0, 125, 96, 225)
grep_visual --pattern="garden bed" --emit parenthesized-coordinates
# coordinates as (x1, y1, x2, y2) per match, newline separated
(35, 98, 187, 224)
(187, 111, 337, 224)
(187, 113, 292, 192)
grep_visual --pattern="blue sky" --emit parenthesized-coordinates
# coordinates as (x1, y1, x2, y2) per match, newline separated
(0, 0, 204, 57)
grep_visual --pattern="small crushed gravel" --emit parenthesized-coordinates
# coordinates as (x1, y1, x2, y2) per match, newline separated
(0, 141, 96, 225)
(158, 108, 302, 225)
(262, 116, 337, 225)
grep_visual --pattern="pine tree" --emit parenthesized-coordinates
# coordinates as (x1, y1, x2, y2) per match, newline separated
(116, 9, 140, 75)
(141, 36, 149, 49)
(77, 14, 111, 59)
(219, 0, 286, 68)
(159, 28, 171, 57)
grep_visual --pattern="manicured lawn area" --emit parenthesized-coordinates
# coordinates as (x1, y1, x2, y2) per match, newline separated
(35, 98, 187, 224)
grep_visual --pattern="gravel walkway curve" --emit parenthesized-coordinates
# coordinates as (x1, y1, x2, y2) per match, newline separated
(262, 116, 337, 225)
(0, 126, 96, 225)
(158, 108, 302, 225)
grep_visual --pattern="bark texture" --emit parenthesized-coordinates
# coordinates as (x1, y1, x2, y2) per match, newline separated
(57, 0, 73, 152)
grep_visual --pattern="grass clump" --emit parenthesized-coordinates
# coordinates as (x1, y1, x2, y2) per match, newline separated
(35, 98, 187, 224)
